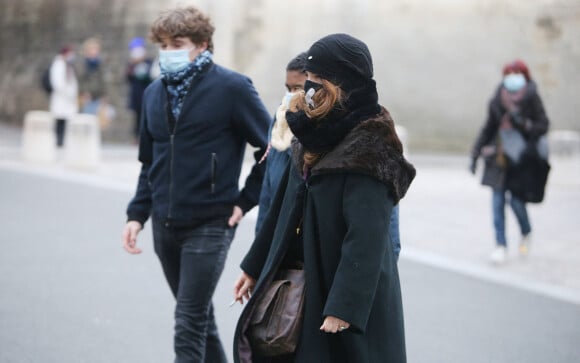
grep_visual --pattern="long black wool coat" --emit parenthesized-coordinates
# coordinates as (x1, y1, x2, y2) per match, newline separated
(233, 108, 416, 363)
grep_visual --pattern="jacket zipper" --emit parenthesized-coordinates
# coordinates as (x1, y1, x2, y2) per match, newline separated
(168, 133, 175, 219)
(163, 76, 203, 221)
(211, 152, 217, 194)
(296, 217, 303, 235)
(165, 96, 177, 221)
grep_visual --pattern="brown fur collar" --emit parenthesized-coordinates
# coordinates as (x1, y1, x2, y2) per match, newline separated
(292, 107, 416, 204)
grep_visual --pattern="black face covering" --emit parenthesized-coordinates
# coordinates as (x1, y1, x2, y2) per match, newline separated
(304, 79, 323, 93)
(287, 80, 380, 154)
(303, 80, 323, 109)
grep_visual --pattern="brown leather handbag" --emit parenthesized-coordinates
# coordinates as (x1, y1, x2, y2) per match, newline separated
(247, 268, 306, 357)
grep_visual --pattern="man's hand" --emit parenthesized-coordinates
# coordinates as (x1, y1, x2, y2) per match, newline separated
(228, 205, 243, 227)
(122, 221, 143, 254)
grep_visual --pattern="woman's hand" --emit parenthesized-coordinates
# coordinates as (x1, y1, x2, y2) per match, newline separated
(233, 271, 256, 305)
(320, 316, 350, 333)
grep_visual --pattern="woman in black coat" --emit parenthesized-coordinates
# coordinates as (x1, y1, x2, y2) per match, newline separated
(232, 33, 415, 363)
(470, 59, 549, 264)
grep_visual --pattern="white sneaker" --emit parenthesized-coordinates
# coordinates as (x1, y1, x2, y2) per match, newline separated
(489, 246, 508, 265)
(519, 234, 532, 257)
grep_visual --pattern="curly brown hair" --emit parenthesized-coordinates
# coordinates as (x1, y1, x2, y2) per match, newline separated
(293, 79, 344, 119)
(291, 79, 345, 169)
(149, 6, 215, 52)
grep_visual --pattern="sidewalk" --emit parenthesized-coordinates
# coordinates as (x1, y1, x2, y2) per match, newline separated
(401, 152, 580, 304)
(2, 123, 580, 304)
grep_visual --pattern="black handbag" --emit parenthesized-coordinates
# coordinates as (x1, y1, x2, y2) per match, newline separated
(506, 139, 550, 203)
(247, 268, 305, 357)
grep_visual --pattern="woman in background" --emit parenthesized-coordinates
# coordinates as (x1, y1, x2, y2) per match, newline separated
(49, 45, 78, 147)
(470, 59, 550, 264)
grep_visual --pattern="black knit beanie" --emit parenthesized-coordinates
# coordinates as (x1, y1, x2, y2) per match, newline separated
(304, 33, 374, 92)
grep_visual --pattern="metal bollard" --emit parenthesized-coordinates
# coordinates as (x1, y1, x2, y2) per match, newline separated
(64, 113, 101, 169)
(21, 110, 57, 163)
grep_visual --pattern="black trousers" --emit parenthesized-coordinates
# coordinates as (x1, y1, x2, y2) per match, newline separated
(152, 217, 236, 363)
(55, 118, 66, 147)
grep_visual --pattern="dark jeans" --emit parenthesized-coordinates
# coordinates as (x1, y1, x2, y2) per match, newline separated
(152, 217, 235, 363)
(133, 108, 141, 139)
(55, 118, 66, 147)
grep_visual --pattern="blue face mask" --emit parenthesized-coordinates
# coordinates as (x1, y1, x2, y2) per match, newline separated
(159, 47, 194, 73)
(503, 73, 526, 93)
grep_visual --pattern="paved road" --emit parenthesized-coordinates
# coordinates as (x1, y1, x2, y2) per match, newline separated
(1, 168, 579, 363)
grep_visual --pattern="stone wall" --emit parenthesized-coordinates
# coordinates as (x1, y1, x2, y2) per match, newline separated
(241, 0, 580, 151)
(1, 0, 578, 150)
(0, 0, 161, 142)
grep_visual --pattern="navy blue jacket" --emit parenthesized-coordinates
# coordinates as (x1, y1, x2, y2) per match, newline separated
(255, 119, 292, 234)
(127, 63, 270, 226)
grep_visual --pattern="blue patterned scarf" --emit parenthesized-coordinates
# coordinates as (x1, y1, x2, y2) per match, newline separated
(162, 50, 213, 120)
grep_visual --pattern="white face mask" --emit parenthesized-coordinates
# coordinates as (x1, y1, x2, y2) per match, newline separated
(283, 91, 296, 108)
(503, 73, 526, 93)
(158, 47, 194, 73)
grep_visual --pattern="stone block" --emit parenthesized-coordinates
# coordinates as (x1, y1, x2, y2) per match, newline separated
(21, 110, 56, 163)
(549, 130, 580, 156)
(64, 113, 101, 169)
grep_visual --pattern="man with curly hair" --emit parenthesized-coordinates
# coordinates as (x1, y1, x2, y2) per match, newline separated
(121, 6, 270, 362)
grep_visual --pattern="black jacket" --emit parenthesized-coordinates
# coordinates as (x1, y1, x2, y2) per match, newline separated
(234, 107, 415, 363)
(126, 63, 270, 226)
(471, 81, 549, 189)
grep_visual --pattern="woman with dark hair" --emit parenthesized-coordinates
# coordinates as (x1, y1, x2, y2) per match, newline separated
(232, 33, 415, 363)
(470, 59, 550, 264)
(254, 51, 308, 234)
